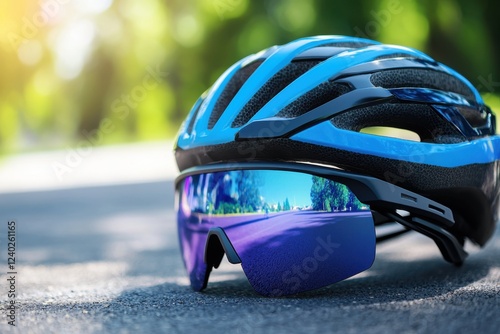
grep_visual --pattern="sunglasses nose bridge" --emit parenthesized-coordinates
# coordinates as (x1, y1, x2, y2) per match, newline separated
(204, 227, 242, 268)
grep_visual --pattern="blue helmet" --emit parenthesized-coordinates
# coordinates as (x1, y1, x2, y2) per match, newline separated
(175, 35, 500, 248)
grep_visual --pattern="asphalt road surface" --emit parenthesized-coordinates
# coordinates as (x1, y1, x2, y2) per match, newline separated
(0, 180, 499, 333)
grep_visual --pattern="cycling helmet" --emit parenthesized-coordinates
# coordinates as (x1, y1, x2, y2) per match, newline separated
(175, 35, 500, 252)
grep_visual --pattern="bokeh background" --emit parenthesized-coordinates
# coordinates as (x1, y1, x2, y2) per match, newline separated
(1, 0, 500, 155)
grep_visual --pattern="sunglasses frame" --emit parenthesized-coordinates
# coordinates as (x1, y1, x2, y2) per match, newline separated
(176, 161, 468, 283)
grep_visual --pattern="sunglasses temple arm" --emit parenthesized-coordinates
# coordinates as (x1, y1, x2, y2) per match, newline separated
(380, 211, 468, 266)
(375, 227, 411, 243)
(372, 210, 411, 243)
(345, 176, 467, 264)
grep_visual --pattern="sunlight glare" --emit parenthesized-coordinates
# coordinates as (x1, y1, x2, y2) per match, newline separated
(17, 39, 43, 66)
(74, 0, 114, 14)
(53, 20, 95, 80)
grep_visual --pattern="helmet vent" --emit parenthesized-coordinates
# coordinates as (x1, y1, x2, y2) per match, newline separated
(232, 60, 322, 127)
(331, 103, 467, 143)
(320, 42, 376, 48)
(456, 106, 489, 128)
(208, 60, 263, 129)
(276, 81, 352, 118)
(373, 53, 418, 60)
(360, 126, 421, 142)
(371, 69, 475, 101)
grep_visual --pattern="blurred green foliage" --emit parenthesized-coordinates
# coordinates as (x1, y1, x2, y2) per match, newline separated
(0, 0, 499, 153)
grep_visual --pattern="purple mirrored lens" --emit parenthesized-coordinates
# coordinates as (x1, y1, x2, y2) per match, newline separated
(176, 176, 210, 291)
(176, 170, 376, 296)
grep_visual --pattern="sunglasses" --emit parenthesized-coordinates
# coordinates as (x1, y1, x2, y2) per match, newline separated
(175, 162, 467, 296)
